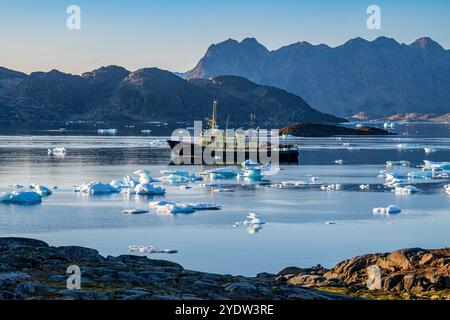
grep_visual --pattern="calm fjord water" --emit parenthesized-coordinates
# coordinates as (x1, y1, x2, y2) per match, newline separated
(0, 123, 449, 275)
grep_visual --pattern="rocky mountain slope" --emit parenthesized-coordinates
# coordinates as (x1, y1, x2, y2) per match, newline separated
(0, 66, 343, 124)
(186, 37, 450, 117)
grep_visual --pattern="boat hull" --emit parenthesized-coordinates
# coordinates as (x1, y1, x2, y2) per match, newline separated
(167, 140, 299, 164)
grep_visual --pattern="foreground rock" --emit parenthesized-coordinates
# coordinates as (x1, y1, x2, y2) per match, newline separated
(279, 248, 450, 300)
(279, 123, 392, 137)
(0, 238, 349, 300)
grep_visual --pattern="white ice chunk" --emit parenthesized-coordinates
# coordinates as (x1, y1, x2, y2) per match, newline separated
(395, 185, 420, 195)
(74, 181, 119, 195)
(97, 128, 117, 135)
(29, 184, 52, 197)
(122, 208, 149, 214)
(359, 184, 370, 190)
(134, 183, 166, 196)
(386, 160, 411, 168)
(48, 147, 67, 156)
(424, 147, 436, 153)
(334, 159, 344, 165)
(372, 205, 402, 215)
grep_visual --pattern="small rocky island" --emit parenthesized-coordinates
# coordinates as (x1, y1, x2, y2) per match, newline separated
(279, 123, 392, 137)
(0, 238, 448, 300)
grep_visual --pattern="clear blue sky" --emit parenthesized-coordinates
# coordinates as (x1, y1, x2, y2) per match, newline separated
(1, 0, 449, 74)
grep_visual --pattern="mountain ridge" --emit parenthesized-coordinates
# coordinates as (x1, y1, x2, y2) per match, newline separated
(186, 36, 450, 117)
(0, 65, 344, 124)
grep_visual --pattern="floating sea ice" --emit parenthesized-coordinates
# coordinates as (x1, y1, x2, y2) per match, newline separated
(189, 203, 221, 210)
(157, 203, 195, 214)
(394, 185, 420, 195)
(372, 205, 402, 215)
(149, 200, 176, 208)
(122, 208, 149, 214)
(423, 160, 450, 170)
(0, 191, 42, 205)
(141, 129, 152, 134)
(424, 147, 436, 154)
(320, 184, 342, 191)
(29, 184, 52, 196)
(48, 147, 67, 156)
(149, 139, 166, 147)
(386, 160, 411, 168)
(444, 185, 450, 195)
(180, 185, 192, 190)
(359, 184, 370, 190)
(198, 183, 221, 188)
(407, 171, 432, 180)
(383, 122, 395, 129)
(97, 128, 118, 135)
(134, 183, 166, 196)
(325, 221, 336, 225)
(74, 181, 119, 195)
(234, 213, 266, 228)
(129, 245, 177, 254)
(133, 170, 157, 183)
(334, 159, 344, 165)
(202, 167, 238, 179)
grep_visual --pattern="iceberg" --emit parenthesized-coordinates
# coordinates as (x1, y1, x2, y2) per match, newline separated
(149, 200, 176, 208)
(133, 183, 166, 196)
(129, 245, 177, 254)
(359, 184, 370, 190)
(74, 181, 119, 195)
(320, 184, 342, 191)
(133, 170, 157, 183)
(159, 170, 202, 182)
(0, 191, 42, 205)
(29, 184, 52, 197)
(394, 185, 420, 194)
(383, 122, 395, 129)
(407, 171, 432, 180)
(334, 159, 344, 165)
(372, 205, 402, 215)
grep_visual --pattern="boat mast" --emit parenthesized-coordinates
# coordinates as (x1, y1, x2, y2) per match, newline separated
(208, 98, 218, 133)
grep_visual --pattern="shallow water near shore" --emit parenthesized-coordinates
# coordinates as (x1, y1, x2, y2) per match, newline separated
(0, 122, 449, 276)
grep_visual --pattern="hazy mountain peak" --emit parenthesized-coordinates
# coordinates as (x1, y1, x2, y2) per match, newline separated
(82, 65, 130, 79)
(410, 37, 444, 51)
(0, 67, 26, 79)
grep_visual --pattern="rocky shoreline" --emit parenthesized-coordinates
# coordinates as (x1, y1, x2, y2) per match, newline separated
(0, 238, 448, 300)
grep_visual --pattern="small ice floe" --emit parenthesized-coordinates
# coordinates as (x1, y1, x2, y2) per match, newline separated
(309, 176, 320, 182)
(180, 185, 192, 190)
(133, 183, 166, 196)
(424, 147, 436, 154)
(394, 185, 420, 195)
(383, 122, 395, 129)
(423, 160, 450, 170)
(202, 167, 238, 179)
(97, 128, 118, 135)
(234, 213, 265, 228)
(343, 142, 351, 147)
(74, 181, 119, 195)
(347, 146, 360, 151)
(29, 184, 52, 197)
(280, 181, 308, 187)
(359, 184, 370, 190)
(386, 160, 411, 168)
(151, 201, 220, 214)
(444, 185, 450, 195)
(325, 221, 336, 225)
(372, 205, 402, 215)
(157, 203, 196, 214)
(320, 184, 342, 191)
(129, 245, 177, 254)
(141, 129, 152, 134)
(48, 147, 67, 156)
(0, 190, 42, 205)
(122, 208, 149, 214)
(110, 175, 138, 189)
(334, 159, 344, 165)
